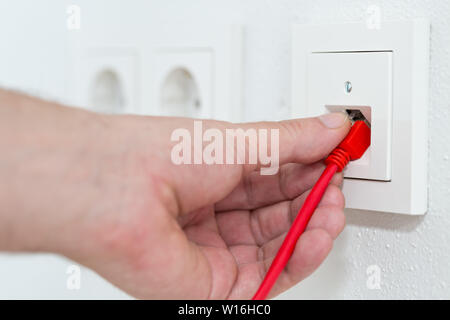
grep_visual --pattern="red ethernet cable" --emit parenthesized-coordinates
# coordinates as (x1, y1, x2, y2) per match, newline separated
(252, 119, 371, 300)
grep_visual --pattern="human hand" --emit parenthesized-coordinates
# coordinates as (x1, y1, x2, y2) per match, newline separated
(0, 91, 350, 299)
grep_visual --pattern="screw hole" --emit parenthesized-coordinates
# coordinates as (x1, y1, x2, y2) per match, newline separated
(344, 81, 352, 94)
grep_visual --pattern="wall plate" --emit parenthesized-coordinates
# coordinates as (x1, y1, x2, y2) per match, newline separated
(292, 20, 429, 215)
(148, 25, 244, 122)
(308, 51, 393, 181)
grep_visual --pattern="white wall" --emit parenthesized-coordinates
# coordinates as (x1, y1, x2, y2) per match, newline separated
(0, 0, 449, 299)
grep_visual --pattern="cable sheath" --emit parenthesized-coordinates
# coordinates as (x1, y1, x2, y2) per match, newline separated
(252, 163, 338, 300)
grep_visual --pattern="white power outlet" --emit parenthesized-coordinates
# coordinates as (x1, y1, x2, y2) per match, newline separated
(149, 25, 244, 122)
(74, 48, 139, 115)
(152, 49, 213, 119)
(292, 20, 429, 215)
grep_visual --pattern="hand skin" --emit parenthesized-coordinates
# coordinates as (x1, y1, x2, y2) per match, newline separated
(0, 89, 351, 299)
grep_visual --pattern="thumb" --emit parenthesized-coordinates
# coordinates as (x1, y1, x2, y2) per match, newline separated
(243, 112, 351, 169)
(278, 112, 351, 165)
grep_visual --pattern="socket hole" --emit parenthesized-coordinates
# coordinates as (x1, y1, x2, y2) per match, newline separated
(344, 81, 352, 94)
(326, 105, 372, 124)
(160, 68, 201, 117)
(89, 69, 125, 114)
(346, 109, 371, 126)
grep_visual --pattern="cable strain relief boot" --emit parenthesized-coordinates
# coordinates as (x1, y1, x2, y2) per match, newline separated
(325, 148, 350, 172)
(325, 120, 371, 173)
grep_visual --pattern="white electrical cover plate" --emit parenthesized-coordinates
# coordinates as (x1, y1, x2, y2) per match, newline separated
(292, 20, 429, 215)
(152, 50, 213, 119)
(78, 47, 138, 113)
(149, 25, 244, 122)
(76, 48, 139, 115)
(307, 51, 392, 181)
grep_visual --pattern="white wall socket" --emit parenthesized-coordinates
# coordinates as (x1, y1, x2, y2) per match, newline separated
(149, 25, 244, 122)
(292, 20, 429, 215)
(308, 51, 393, 181)
(74, 47, 139, 115)
(151, 49, 213, 119)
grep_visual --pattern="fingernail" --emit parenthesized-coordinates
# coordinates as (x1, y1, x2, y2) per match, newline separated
(319, 112, 348, 129)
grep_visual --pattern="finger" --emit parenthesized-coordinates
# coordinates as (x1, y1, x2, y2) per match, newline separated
(216, 184, 344, 247)
(304, 205, 346, 240)
(215, 161, 344, 211)
(239, 112, 351, 172)
(250, 184, 345, 245)
(225, 201, 345, 266)
(177, 206, 241, 299)
(226, 228, 332, 299)
(257, 204, 345, 264)
(263, 228, 333, 298)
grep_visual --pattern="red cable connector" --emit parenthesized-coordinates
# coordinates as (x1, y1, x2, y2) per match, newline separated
(325, 120, 371, 171)
(252, 120, 371, 300)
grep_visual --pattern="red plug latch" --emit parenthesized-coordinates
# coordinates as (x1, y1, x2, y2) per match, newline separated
(325, 120, 371, 172)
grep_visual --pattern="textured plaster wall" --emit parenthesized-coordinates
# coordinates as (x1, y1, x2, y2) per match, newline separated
(0, 0, 449, 298)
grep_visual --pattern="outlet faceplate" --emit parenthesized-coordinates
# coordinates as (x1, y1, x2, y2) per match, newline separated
(149, 25, 244, 122)
(75, 48, 139, 115)
(292, 20, 429, 215)
(307, 51, 393, 181)
(152, 50, 213, 119)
